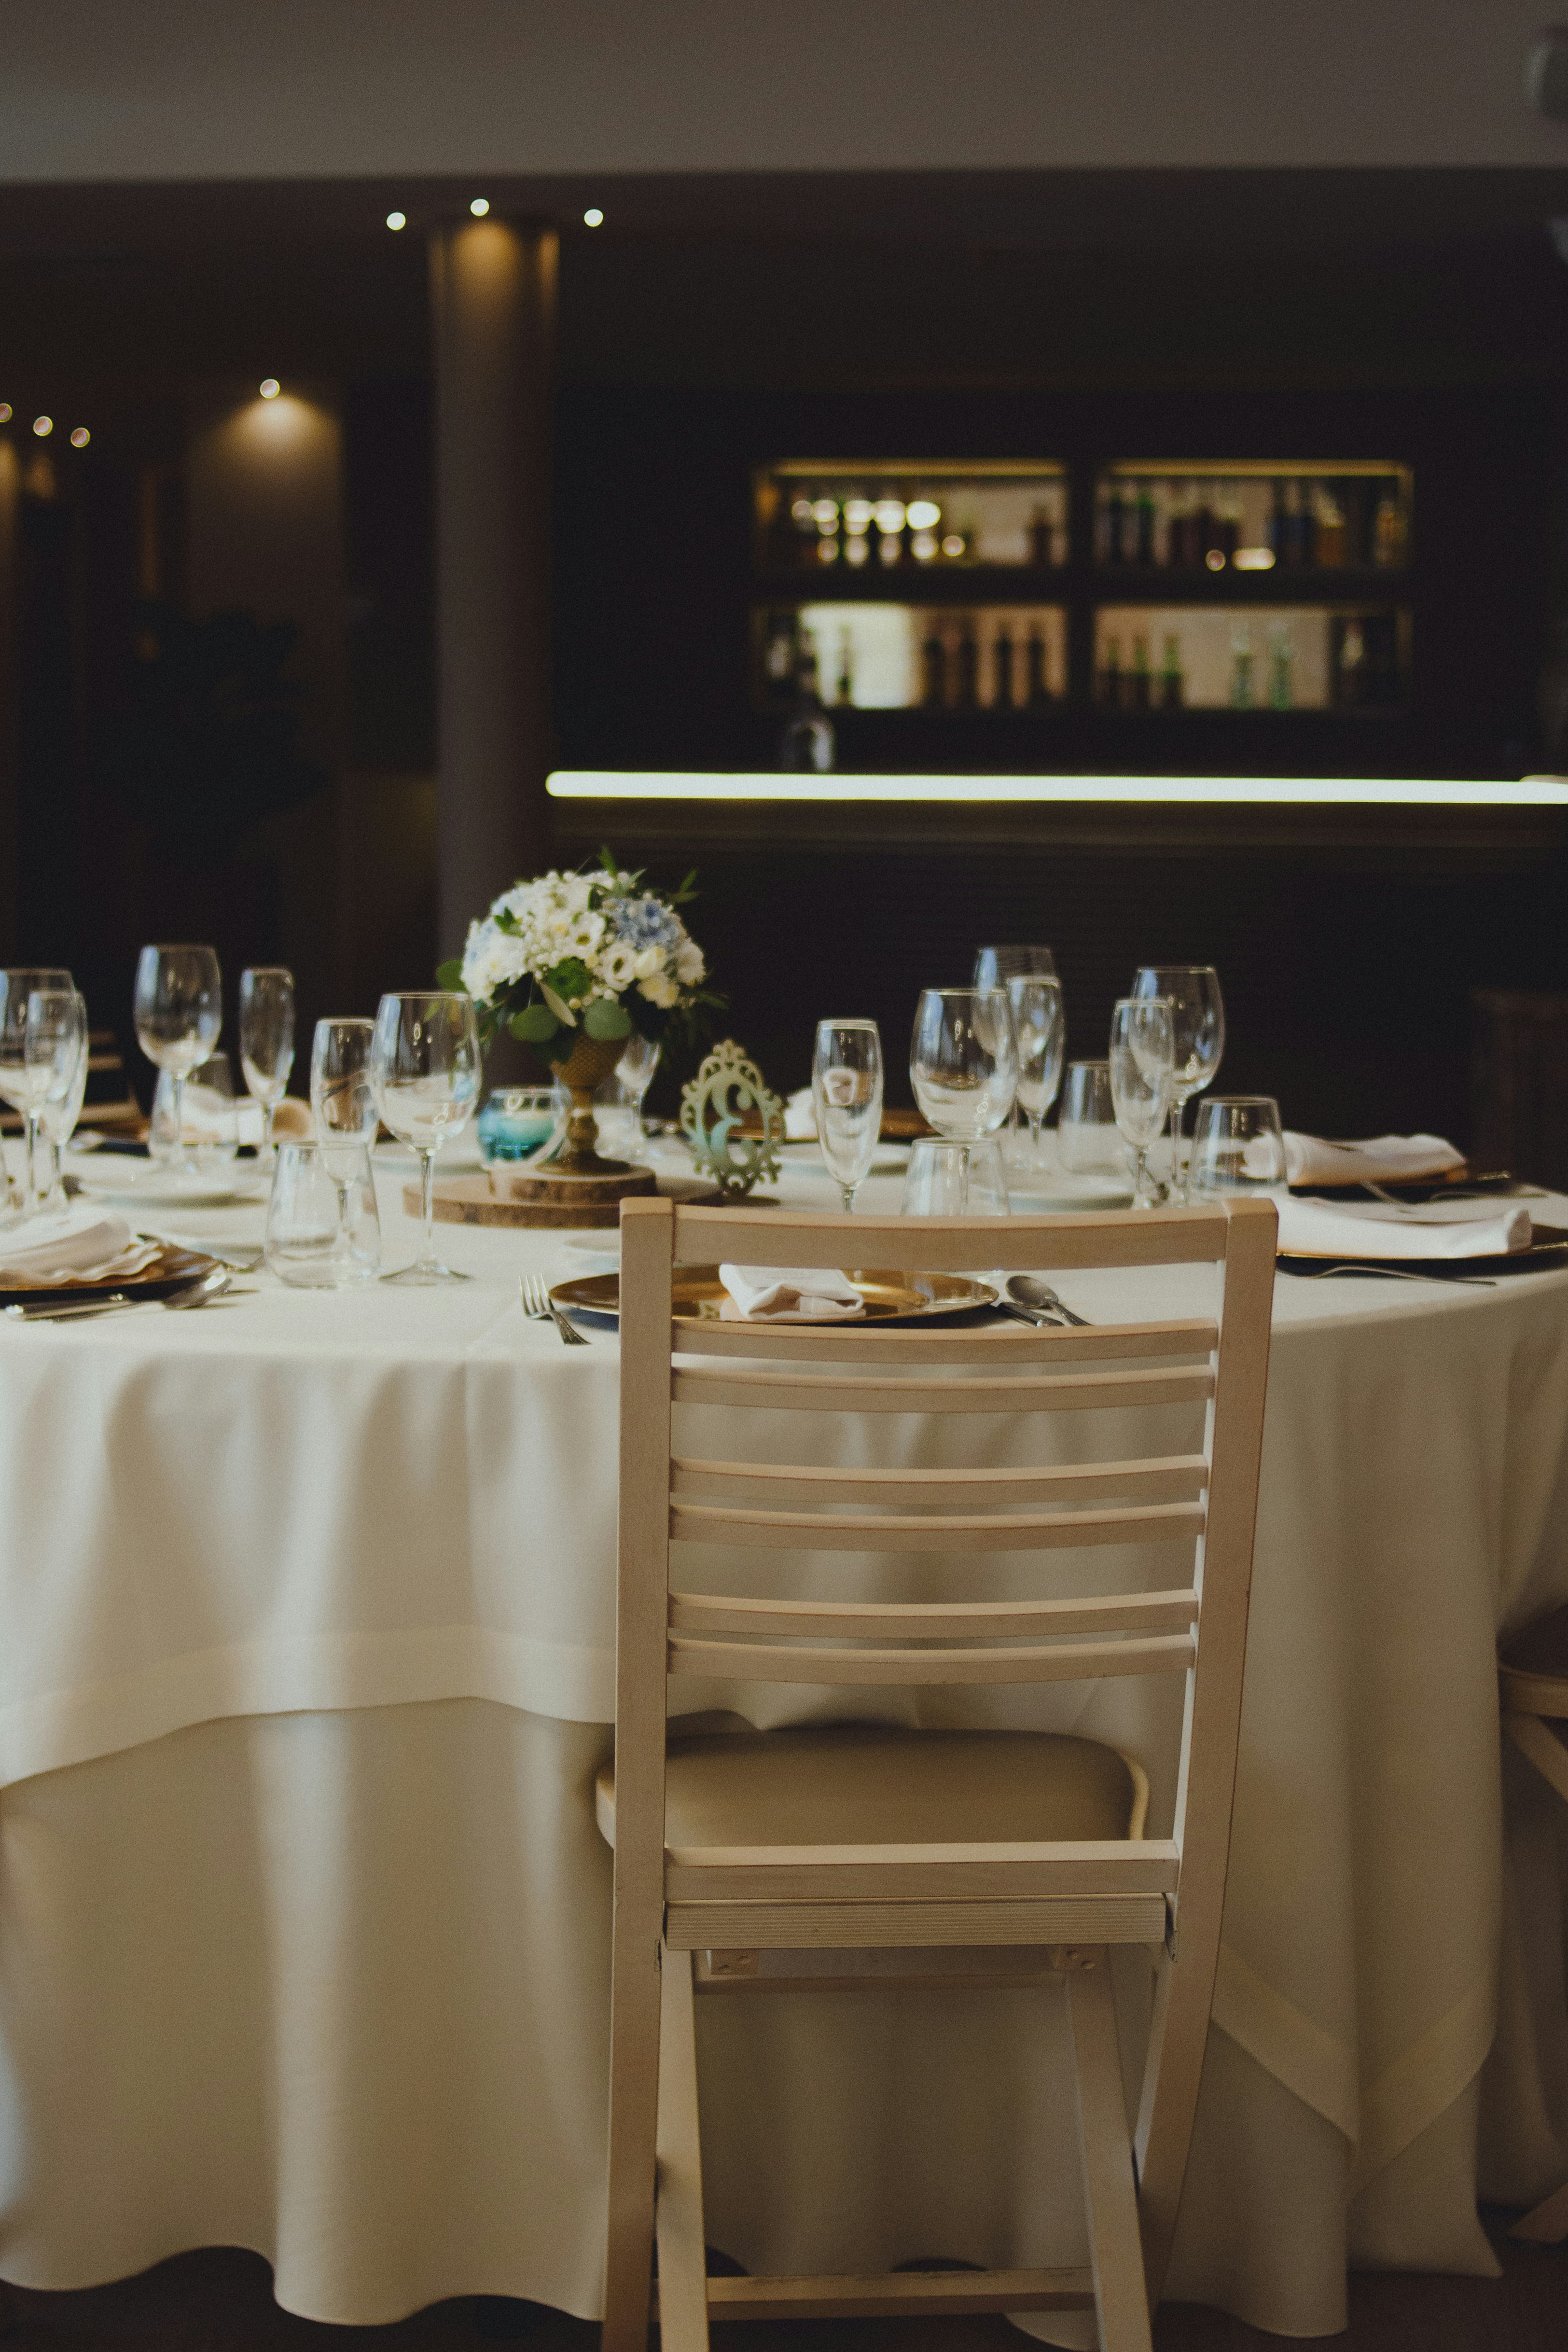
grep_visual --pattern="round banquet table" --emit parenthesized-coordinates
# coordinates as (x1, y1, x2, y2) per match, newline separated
(0, 1138, 1567, 2342)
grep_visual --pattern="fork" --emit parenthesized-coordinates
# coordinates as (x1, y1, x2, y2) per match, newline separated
(521, 1272, 590, 1345)
(1281, 1261, 1496, 1288)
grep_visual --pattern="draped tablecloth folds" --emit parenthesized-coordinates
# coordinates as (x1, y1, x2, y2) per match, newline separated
(0, 1143, 1567, 2336)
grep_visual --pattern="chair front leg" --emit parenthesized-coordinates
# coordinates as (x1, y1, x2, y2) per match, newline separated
(602, 1908, 665, 2352)
(1067, 1957, 1154, 2352)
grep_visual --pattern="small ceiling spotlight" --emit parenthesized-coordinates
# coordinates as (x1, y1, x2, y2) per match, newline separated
(259, 378, 280, 400)
(69, 427, 89, 448)
(583, 207, 604, 227)
(32, 416, 52, 437)
(469, 196, 490, 217)
(386, 209, 406, 231)
(0, 405, 11, 423)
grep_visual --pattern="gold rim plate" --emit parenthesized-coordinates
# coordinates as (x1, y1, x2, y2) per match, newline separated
(0, 1241, 222, 1310)
(550, 1265, 998, 1326)
(1277, 1224, 1568, 1275)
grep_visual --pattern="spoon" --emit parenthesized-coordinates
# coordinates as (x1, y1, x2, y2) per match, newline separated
(1005, 1275, 1092, 1328)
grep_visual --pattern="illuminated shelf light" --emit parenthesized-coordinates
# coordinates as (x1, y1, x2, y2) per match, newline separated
(547, 771, 1568, 809)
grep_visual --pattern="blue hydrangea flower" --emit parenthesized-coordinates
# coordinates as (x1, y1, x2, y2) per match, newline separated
(613, 897, 681, 950)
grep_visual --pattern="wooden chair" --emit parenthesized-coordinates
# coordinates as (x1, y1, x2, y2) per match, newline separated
(600, 1196, 1277, 2352)
(1500, 1603, 1568, 2241)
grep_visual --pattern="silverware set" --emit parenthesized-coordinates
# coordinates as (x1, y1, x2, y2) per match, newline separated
(994, 1274, 1093, 1328)
(1280, 1261, 1497, 1288)
(3, 1266, 237, 1322)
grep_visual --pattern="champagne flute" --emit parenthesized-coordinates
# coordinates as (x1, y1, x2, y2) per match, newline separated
(240, 967, 296, 1168)
(28, 988, 88, 1219)
(909, 986, 1016, 1210)
(0, 967, 73, 1217)
(812, 1017, 884, 1212)
(616, 1032, 661, 1159)
(311, 1019, 379, 1274)
(370, 991, 482, 1284)
(1131, 965, 1224, 1200)
(1006, 975, 1065, 1163)
(1109, 995, 1175, 1210)
(974, 947, 1055, 1140)
(133, 945, 222, 1175)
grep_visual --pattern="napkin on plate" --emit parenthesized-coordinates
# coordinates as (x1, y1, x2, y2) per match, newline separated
(783, 1088, 817, 1141)
(1282, 1132, 1466, 1186)
(1275, 1195, 1531, 1261)
(718, 1263, 866, 1319)
(0, 1207, 163, 1285)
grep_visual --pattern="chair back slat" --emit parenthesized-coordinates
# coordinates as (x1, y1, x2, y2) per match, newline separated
(674, 1316, 1219, 1364)
(670, 1454, 1209, 1509)
(663, 1838, 1182, 1903)
(669, 1497, 1206, 1554)
(666, 1630, 1197, 1685)
(670, 1363, 1216, 1415)
(667, 1586, 1200, 1642)
(670, 1203, 1230, 1271)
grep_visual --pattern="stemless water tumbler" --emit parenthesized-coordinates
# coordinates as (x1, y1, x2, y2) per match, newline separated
(265, 1141, 381, 1286)
(1188, 1097, 1287, 1195)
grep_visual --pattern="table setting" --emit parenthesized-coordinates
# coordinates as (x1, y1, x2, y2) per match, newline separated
(3, 868, 1568, 2342)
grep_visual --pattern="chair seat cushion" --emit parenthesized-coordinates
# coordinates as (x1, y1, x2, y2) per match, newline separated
(1501, 1603, 1568, 1715)
(595, 1725, 1148, 1851)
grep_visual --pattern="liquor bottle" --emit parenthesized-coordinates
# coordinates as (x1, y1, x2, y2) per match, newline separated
(1267, 624, 1292, 710)
(761, 609, 799, 699)
(835, 626, 855, 707)
(955, 625, 979, 707)
(1230, 623, 1254, 709)
(1160, 632, 1184, 707)
(777, 636, 835, 770)
(993, 622, 1015, 709)
(1373, 490, 1407, 567)
(1198, 485, 1222, 569)
(1103, 484, 1126, 563)
(874, 494, 905, 566)
(843, 492, 874, 568)
(1217, 481, 1241, 564)
(1100, 634, 1123, 706)
(1167, 485, 1193, 569)
(1269, 479, 1290, 566)
(1029, 503, 1054, 568)
(1290, 481, 1314, 568)
(1025, 627, 1049, 705)
(1134, 481, 1156, 566)
(790, 493, 819, 568)
(1127, 632, 1152, 710)
(1333, 616, 1366, 710)
(922, 620, 947, 708)
(1314, 489, 1346, 570)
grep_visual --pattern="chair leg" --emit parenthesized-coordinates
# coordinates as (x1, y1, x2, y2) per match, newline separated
(1068, 1958, 1154, 2352)
(1510, 2175, 1568, 2243)
(1503, 1711, 1568, 1807)
(655, 1945, 711, 2352)
(602, 1909, 665, 2352)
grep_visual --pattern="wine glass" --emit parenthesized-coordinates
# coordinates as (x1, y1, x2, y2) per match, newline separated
(240, 967, 296, 1168)
(1131, 966, 1224, 1200)
(1057, 1061, 1123, 1177)
(28, 988, 88, 1219)
(370, 991, 482, 1284)
(1109, 996, 1175, 1210)
(973, 944, 1057, 989)
(133, 946, 222, 1175)
(812, 1018, 884, 1212)
(910, 987, 1016, 1210)
(1006, 975, 1065, 1163)
(0, 968, 73, 1217)
(185, 1050, 239, 1169)
(312, 1019, 379, 1274)
(617, 1032, 661, 1159)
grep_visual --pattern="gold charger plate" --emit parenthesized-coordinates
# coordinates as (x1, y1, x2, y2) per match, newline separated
(550, 1265, 998, 1327)
(0, 1240, 222, 1312)
(1277, 1224, 1568, 1278)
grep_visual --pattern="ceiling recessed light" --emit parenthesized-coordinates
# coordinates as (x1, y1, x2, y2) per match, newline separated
(469, 197, 490, 217)
(69, 427, 89, 448)
(386, 210, 406, 232)
(0, 405, 12, 424)
(32, 416, 52, 438)
(583, 207, 604, 227)
(259, 379, 280, 400)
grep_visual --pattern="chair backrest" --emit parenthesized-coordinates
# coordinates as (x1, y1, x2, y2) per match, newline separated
(614, 1195, 1275, 1954)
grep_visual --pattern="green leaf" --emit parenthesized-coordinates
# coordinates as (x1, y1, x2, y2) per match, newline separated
(544, 956, 593, 1003)
(510, 1003, 559, 1045)
(583, 996, 632, 1041)
(435, 958, 466, 990)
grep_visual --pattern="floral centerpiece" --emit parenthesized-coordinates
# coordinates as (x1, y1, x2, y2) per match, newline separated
(440, 850, 716, 1174)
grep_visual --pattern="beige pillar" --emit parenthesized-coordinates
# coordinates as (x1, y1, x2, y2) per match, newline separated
(430, 217, 558, 963)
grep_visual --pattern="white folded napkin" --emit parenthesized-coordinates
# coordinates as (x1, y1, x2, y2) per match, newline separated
(1283, 1131, 1466, 1186)
(1275, 1195, 1531, 1261)
(180, 1083, 264, 1147)
(718, 1263, 866, 1319)
(0, 1207, 163, 1284)
(783, 1088, 817, 1141)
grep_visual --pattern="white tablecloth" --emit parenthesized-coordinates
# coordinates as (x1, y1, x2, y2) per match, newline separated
(1, 1142, 1567, 2335)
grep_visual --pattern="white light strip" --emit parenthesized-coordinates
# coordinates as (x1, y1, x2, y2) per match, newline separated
(549, 771, 1568, 808)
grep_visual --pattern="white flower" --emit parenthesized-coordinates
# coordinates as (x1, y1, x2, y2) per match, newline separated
(675, 938, 705, 985)
(632, 945, 664, 981)
(461, 916, 529, 1003)
(638, 970, 680, 1009)
(562, 874, 594, 915)
(602, 942, 637, 989)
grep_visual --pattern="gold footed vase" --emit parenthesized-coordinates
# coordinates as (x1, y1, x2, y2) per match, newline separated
(488, 1028, 658, 1212)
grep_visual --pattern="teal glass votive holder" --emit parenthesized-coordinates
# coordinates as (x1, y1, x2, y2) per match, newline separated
(477, 1086, 566, 1167)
